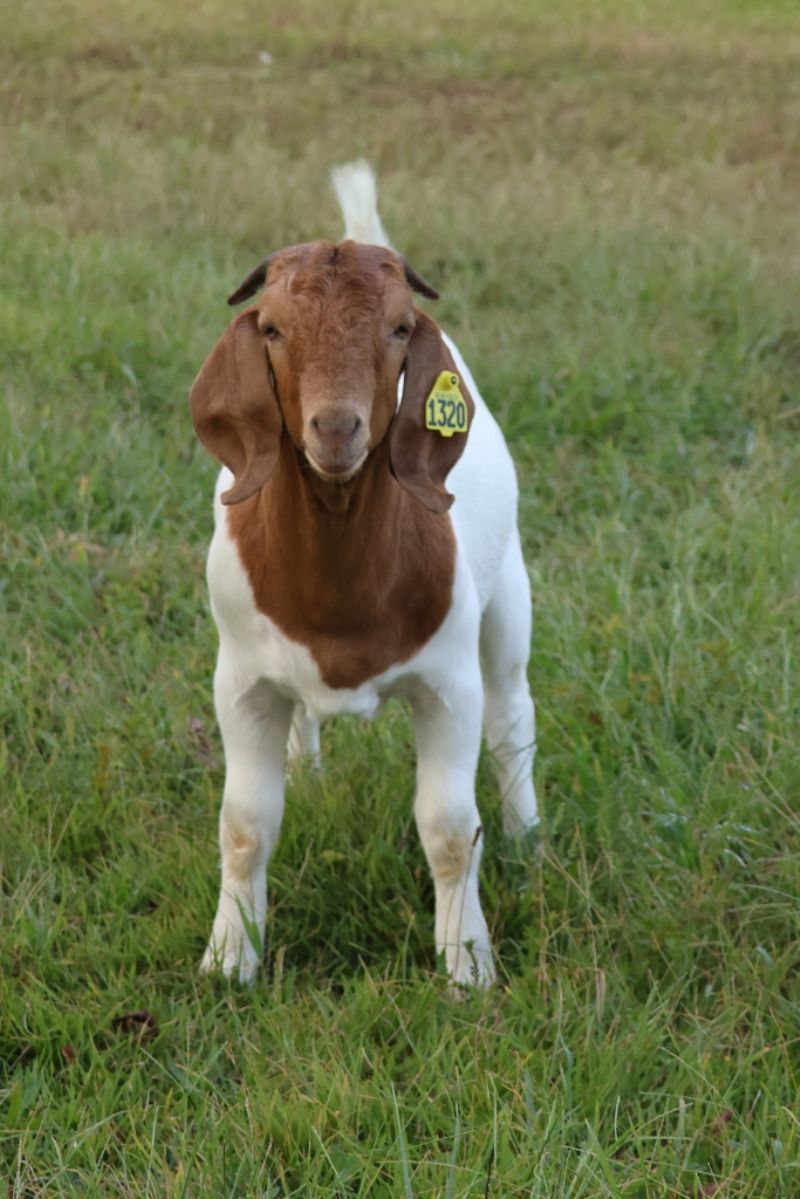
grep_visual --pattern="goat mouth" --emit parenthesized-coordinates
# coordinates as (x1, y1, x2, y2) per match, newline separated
(304, 449, 368, 485)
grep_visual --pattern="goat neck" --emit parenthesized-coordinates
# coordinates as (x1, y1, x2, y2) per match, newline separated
(225, 437, 457, 688)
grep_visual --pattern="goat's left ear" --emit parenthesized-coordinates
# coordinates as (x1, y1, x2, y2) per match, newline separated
(389, 312, 475, 514)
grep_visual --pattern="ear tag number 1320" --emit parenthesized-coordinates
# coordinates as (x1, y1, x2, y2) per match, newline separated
(425, 372, 469, 438)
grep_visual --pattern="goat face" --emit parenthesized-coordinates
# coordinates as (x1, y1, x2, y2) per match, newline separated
(190, 239, 469, 512)
(253, 241, 416, 482)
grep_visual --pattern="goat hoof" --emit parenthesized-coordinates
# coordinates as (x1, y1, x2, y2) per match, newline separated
(446, 943, 496, 994)
(200, 939, 259, 985)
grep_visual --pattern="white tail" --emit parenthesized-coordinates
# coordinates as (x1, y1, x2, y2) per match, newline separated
(331, 160, 392, 248)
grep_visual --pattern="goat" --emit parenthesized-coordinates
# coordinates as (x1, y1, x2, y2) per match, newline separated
(189, 161, 538, 986)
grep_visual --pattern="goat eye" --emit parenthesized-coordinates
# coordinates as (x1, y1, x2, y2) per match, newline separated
(392, 323, 411, 339)
(262, 323, 281, 340)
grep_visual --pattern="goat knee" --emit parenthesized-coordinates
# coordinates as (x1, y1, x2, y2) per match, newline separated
(418, 816, 482, 885)
(220, 813, 266, 881)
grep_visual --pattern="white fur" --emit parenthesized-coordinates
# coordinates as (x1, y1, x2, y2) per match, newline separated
(200, 168, 538, 987)
(331, 160, 393, 247)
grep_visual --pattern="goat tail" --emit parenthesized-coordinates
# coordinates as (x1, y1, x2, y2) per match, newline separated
(331, 160, 392, 248)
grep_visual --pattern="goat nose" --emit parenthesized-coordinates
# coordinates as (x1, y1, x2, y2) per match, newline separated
(309, 411, 363, 438)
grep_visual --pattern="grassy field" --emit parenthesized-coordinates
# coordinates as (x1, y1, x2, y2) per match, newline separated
(2, 0, 800, 1194)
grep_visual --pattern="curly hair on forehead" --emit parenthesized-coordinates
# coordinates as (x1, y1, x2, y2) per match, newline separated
(227, 237, 437, 308)
(276, 249, 405, 339)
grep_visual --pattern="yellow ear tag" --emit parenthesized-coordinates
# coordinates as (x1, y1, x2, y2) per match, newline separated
(424, 371, 469, 438)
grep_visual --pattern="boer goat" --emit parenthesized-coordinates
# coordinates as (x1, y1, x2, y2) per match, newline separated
(189, 162, 538, 986)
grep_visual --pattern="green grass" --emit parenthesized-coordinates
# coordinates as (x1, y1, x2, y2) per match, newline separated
(2, 0, 799, 1194)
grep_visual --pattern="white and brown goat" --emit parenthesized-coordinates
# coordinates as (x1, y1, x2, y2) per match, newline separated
(189, 163, 538, 986)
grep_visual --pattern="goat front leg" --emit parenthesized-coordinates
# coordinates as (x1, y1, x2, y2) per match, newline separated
(201, 667, 293, 983)
(411, 675, 495, 988)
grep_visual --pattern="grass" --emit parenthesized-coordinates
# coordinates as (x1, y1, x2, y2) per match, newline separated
(2, 0, 799, 1194)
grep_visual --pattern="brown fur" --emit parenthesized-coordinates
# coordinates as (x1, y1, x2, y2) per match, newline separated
(227, 438, 456, 689)
(190, 240, 474, 688)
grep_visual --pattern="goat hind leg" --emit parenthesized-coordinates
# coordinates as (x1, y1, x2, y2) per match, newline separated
(480, 531, 539, 837)
(287, 703, 321, 770)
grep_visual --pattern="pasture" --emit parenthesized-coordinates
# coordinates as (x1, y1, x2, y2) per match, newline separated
(2, 0, 799, 1194)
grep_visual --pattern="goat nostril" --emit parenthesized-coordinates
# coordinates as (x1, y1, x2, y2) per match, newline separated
(309, 411, 363, 440)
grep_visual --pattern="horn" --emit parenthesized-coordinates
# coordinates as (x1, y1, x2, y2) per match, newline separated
(403, 260, 439, 300)
(227, 254, 274, 306)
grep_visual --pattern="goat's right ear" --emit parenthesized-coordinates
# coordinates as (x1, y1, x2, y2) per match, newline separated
(189, 308, 282, 505)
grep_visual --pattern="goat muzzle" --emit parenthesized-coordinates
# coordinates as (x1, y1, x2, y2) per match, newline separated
(303, 404, 370, 481)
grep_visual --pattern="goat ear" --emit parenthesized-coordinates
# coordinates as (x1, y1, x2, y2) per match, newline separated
(189, 308, 282, 505)
(389, 312, 474, 514)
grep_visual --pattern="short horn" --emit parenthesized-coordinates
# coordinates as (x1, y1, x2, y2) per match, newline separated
(403, 260, 439, 300)
(227, 254, 274, 306)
